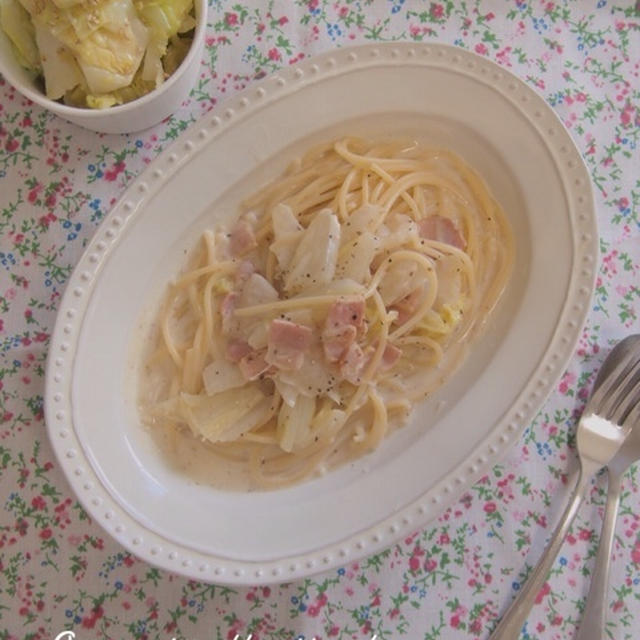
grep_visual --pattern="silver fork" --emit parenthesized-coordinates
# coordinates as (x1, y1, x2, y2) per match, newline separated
(489, 348, 640, 639)
(576, 335, 640, 640)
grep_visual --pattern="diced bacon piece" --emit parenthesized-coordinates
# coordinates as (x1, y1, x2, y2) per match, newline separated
(418, 215, 465, 249)
(225, 339, 252, 363)
(322, 325, 357, 363)
(340, 342, 367, 385)
(392, 307, 410, 326)
(234, 259, 255, 285)
(380, 343, 402, 371)
(220, 292, 238, 334)
(266, 319, 313, 371)
(229, 219, 257, 257)
(325, 297, 366, 333)
(360, 342, 402, 376)
(269, 319, 313, 350)
(391, 287, 424, 325)
(322, 297, 366, 363)
(238, 350, 271, 381)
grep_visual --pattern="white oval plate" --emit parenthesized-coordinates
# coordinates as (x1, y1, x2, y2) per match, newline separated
(45, 43, 597, 585)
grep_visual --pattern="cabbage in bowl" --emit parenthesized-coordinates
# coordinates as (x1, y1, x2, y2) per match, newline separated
(0, 0, 195, 109)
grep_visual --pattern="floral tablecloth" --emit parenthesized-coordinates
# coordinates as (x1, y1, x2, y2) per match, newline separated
(1, 1, 639, 639)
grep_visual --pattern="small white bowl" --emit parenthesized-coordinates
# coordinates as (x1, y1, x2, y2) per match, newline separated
(0, 0, 207, 134)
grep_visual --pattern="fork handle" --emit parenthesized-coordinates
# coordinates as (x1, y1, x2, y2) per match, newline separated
(489, 467, 592, 639)
(575, 470, 623, 640)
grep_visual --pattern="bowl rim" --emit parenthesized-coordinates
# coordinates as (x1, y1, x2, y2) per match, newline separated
(0, 0, 208, 119)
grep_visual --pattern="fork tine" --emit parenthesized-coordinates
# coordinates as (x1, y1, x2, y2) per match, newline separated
(589, 348, 637, 408)
(591, 349, 640, 418)
(617, 384, 640, 427)
(607, 358, 640, 424)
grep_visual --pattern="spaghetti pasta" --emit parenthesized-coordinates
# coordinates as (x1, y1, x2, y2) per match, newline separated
(139, 136, 514, 490)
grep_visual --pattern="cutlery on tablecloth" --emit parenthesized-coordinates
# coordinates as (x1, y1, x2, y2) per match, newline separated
(489, 338, 640, 639)
(576, 335, 640, 640)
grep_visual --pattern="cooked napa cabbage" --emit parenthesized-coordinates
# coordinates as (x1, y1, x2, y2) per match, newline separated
(276, 394, 316, 452)
(51, 0, 84, 8)
(151, 386, 273, 443)
(65, 66, 157, 109)
(1, 0, 195, 108)
(336, 230, 378, 284)
(134, 0, 193, 87)
(281, 209, 341, 294)
(0, 0, 40, 70)
(33, 21, 83, 99)
(163, 33, 192, 76)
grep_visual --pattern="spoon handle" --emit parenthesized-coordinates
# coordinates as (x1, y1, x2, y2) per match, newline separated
(489, 468, 591, 640)
(575, 470, 623, 640)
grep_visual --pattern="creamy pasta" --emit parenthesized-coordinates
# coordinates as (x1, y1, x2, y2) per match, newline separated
(139, 136, 514, 489)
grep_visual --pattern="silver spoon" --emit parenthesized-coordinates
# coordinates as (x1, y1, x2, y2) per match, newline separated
(576, 334, 640, 640)
(489, 338, 640, 639)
